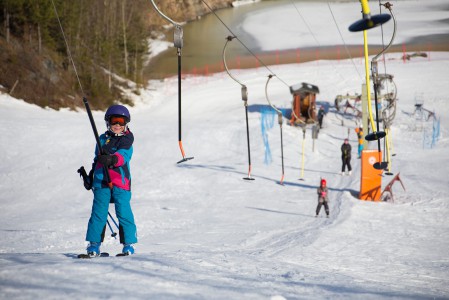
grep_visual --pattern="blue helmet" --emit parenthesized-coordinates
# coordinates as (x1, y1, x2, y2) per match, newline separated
(104, 105, 131, 123)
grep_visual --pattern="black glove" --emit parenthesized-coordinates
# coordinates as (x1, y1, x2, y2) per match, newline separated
(97, 154, 118, 168)
(77, 166, 92, 190)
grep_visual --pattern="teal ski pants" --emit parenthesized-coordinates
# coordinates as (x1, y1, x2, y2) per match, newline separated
(86, 187, 137, 244)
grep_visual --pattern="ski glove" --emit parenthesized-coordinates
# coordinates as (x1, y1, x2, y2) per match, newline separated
(97, 154, 118, 168)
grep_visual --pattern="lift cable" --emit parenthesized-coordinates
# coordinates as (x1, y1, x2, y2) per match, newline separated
(201, 0, 290, 88)
(327, 3, 363, 80)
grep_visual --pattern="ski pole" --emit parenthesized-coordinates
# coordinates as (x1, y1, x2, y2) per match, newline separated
(106, 220, 117, 238)
(108, 212, 119, 230)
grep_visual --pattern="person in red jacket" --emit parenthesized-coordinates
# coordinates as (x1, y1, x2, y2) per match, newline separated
(316, 178, 329, 218)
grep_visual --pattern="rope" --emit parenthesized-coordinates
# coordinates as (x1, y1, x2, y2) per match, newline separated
(50, 0, 85, 96)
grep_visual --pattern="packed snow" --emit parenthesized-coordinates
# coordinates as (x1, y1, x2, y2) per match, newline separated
(1, 1, 449, 299)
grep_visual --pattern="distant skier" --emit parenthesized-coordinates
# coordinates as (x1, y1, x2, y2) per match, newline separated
(341, 138, 352, 175)
(317, 106, 326, 129)
(355, 126, 364, 158)
(316, 178, 329, 218)
(84, 105, 137, 257)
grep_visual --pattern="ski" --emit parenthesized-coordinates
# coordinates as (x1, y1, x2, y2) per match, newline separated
(116, 253, 130, 257)
(77, 252, 110, 259)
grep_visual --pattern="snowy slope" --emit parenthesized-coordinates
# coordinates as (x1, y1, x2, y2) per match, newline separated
(1, 1, 449, 299)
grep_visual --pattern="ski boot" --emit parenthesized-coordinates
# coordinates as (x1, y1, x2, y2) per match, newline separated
(122, 244, 135, 256)
(86, 242, 101, 257)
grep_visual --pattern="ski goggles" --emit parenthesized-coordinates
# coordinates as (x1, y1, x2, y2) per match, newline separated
(109, 116, 127, 126)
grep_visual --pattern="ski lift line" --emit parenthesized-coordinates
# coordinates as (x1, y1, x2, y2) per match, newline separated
(288, 0, 349, 83)
(327, 3, 363, 80)
(289, 0, 320, 48)
(200, 0, 290, 88)
(50, 0, 84, 96)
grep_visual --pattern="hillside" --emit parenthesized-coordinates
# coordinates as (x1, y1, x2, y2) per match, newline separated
(0, 0, 233, 110)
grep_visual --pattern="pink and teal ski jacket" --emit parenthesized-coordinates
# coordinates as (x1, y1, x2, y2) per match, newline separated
(92, 130, 133, 191)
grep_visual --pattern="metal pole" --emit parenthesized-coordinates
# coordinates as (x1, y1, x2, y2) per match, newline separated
(223, 36, 254, 180)
(265, 75, 285, 185)
(148, 1, 193, 163)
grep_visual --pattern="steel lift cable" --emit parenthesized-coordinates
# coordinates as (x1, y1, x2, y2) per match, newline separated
(149, 0, 194, 164)
(265, 75, 285, 185)
(289, 0, 347, 82)
(327, 3, 363, 81)
(200, 0, 290, 89)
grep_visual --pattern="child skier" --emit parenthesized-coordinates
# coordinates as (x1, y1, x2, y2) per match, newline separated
(84, 104, 137, 257)
(316, 178, 329, 218)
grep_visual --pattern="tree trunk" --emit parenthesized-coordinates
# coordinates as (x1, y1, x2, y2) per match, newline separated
(38, 23, 42, 54)
(28, 24, 32, 46)
(109, 56, 112, 91)
(5, 7, 10, 44)
(134, 47, 137, 83)
(122, 0, 128, 75)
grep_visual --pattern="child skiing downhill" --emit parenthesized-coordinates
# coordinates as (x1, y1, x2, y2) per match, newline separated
(84, 104, 137, 257)
(316, 179, 329, 218)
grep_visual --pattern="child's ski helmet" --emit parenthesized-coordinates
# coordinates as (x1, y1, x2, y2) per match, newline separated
(104, 105, 130, 134)
(105, 104, 131, 123)
(321, 179, 326, 186)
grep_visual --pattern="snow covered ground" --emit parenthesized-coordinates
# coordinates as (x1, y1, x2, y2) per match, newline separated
(1, 1, 449, 299)
(241, 0, 449, 50)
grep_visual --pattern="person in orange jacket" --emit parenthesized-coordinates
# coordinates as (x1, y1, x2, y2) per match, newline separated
(355, 126, 364, 158)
